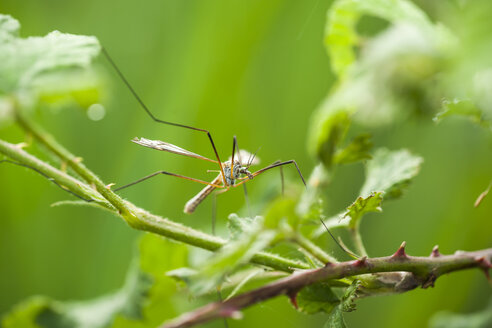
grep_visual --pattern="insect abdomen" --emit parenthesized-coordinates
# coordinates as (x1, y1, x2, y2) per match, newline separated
(184, 174, 222, 214)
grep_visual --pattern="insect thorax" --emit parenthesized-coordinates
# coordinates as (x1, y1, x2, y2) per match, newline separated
(223, 161, 242, 186)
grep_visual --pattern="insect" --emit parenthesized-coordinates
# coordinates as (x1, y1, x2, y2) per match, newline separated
(101, 48, 306, 214)
(103, 53, 305, 213)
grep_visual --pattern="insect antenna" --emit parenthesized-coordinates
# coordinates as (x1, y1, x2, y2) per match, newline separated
(101, 47, 227, 184)
(235, 160, 306, 187)
(247, 146, 261, 168)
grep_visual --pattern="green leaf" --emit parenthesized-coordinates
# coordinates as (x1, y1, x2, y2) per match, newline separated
(168, 216, 278, 296)
(308, 105, 352, 168)
(111, 234, 188, 328)
(429, 299, 492, 328)
(224, 269, 263, 300)
(325, 0, 433, 77)
(227, 213, 260, 240)
(360, 148, 423, 200)
(2, 234, 188, 328)
(0, 14, 20, 41)
(324, 306, 347, 328)
(334, 134, 373, 165)
(296, 282, 340, 314)
(2, 296, 53, 328)
(166, 267, 198, 286)
(264, 196, 300, 230)
(173, 217, 275, 295)
(323, 280, 360, 328)
(339, 280, 360, 312)
(342, 192, 383, 228)
(0, 14, 102, 113)
(434, 99, 491, 130)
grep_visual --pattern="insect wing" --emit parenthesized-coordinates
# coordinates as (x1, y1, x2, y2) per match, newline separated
(228, 149, 260, 166)
(132, 137, 218, 163)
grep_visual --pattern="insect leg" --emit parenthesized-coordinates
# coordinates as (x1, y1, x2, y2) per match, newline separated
(114, 171, 224, 192)
(101, 48, 227, 184)
(233, 160, 306, 188)
(320, 218, 359, 259)
(270, 160, 285, 196)
(233, 136, 253, 218)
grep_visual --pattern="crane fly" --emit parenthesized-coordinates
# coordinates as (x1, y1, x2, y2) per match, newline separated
(100, 48, 306, 214)
(113, 135, 305, 214)
(0, 47, 306, 216)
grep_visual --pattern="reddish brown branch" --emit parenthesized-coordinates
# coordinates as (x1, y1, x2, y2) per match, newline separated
(161, 246, 492, 328)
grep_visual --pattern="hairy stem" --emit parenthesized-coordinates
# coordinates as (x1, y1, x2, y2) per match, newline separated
(295, 233, 338, 264)
(14, 109, 135, 220)
(161, 247, 492, 328)
(0, 139, 108, 207)
(0, 136, 308, 272)
(350, 227, 368, 257)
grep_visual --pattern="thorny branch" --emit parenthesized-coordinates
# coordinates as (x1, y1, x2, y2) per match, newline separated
(161, 244, 492, 328)
(2, 103, 491, 328)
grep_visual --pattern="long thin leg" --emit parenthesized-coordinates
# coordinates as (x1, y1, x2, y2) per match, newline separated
(230, 136, 236, 183)
(216, 288, 230, 328)
(212, 192, 217, 235)
(279, 163, 285, 196)
(233, 160, 306, 188)
(211, 188, 229, 328)
(234, 137, 253, 218)
(184, 175, 227, 214)
(0, 160, 92, 202)
(320, 218, 359, 259)
(102, 48, 227, 183)
(271, 160, 285, 196)
(114, 170, 224, 192)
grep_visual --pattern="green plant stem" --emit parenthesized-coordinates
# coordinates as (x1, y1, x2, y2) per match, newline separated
(295, 233, 338, 264)
(350, 227, 368, 257)
(14, 109, 135, 220)
(134, 210, 309, 271)
(162, 247, 492, 328)
(0, 139, 109, 207)
(0, 134, 309, 272)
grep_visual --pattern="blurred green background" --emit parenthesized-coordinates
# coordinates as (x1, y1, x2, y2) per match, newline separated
(0, 0, 491, 327)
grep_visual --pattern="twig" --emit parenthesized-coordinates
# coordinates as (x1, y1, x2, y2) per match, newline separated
(0, 140, 108, 207)
(14, 109, 135, 220)
(350, 227, 368, 257)
(161, 246, 492, 328)
(0, 138, 309, 273)
(295, 233, 338, 264)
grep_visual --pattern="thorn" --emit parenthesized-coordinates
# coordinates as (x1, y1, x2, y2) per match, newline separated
(287, 291, 298, 309)
(106, 183, 115, 189)
(73, 157, 83, 164)
(475, 256, 492, 281)
(14, 142, 28, 149)
(430, 245, 441, 257)
(219, 307, 243, 320)
(60, 161, 67, 173)
(392, 241, 408, 259)
(353, 256, 368, 267)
